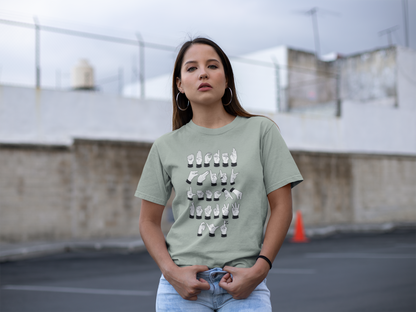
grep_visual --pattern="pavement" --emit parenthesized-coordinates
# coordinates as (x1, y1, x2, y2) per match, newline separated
(1, 222, 415, 262)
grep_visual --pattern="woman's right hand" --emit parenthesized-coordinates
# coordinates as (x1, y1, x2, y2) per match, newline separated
(164, 265, 210, 300)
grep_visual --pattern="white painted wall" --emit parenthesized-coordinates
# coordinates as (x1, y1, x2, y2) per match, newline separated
(0, 84, 415, 156)
(0, 85, 172, 145)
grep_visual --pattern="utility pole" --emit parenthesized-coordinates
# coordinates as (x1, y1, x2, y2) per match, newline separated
(306, 7, 320, 58)
(402, 0, 409, 47)
(34, 16, 40, 89)
(136, 32, 145, 99)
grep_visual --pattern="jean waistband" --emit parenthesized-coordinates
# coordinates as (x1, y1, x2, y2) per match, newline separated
(196, 267, 228, 280)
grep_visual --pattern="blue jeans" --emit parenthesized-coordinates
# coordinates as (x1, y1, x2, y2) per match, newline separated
(156, 267, 272, 311)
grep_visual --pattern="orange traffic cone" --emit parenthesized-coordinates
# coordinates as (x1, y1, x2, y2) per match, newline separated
(291, 210, 309, 243)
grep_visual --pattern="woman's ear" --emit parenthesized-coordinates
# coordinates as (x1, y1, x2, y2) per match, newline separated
(176, 77, 182, 93)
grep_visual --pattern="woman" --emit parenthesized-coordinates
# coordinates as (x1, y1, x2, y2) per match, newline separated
(136, 37, 303, 311)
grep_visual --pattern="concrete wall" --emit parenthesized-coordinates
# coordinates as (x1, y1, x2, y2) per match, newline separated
(397, 46, 416, 111)
(339, 46, 397, 105)
(1, 142, 415, 242)
(0, 140, 155, 242)
(292, 152, 416, 225)
(287, 49, 336, 110)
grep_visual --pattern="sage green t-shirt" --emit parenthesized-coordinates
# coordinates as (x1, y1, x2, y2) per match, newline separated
(135, 116, 303, 268)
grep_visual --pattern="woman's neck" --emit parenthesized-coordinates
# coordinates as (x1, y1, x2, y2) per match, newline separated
(191, 104, 235, 129)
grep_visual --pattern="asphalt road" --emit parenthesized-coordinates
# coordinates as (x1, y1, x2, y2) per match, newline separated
(1, 230, 415, 312)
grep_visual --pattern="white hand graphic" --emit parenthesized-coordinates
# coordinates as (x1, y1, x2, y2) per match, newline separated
(213, 150, 220, 167)
(204, 152, 212, 167)
(186, 171, 199, 184)
(206, 190, 212, 201)
(230, 148, 237, 167)
(210, 170, 217, 186)
(204, 205, 212, 219)
(222, 153, 229, 167)
(230, 188, 242, 199)
(222, 188, 233, 200)
(230, 169, 238, 185)
(197, 190, 204, 200)
(197, 171, 209, 186)
(220, 170, 227, 185)
(189, 203, 195, 218)
(207, 223, 220, 237)
(187, 187, 195, 200)
(222, 204, 229, 219)
(196, 151, 202, 168)
(214, 204, 220, 218)
(232, 203, 240, 219)
(187, 154, 194, 168)
(196, 205, 203, 219)
(221, 220, 228, 237)
(197, 222, 206, 236)
(214, 191, 222, 201)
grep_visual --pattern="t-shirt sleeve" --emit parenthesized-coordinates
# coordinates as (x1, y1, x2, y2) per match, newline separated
(261, 122, 303, 194)
(134, 142, 172, 206)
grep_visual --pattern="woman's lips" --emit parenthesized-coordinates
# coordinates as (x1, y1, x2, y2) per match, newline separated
(198, 83, 212, 91)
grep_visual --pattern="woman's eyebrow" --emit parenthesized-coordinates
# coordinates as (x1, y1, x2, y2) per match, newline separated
(183, 59, 220, 66)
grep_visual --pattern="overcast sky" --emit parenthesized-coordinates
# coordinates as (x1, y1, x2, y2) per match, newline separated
(0, 0, 415, 92)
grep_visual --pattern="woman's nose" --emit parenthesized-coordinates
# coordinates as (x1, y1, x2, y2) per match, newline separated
(199, 70, 208, 79)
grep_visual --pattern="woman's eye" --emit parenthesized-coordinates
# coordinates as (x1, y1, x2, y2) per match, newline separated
(208, 65, 218, 69)
(187, 67, 196, 72)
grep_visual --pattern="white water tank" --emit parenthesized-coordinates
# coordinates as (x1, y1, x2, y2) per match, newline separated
(71, 59, 95, 90)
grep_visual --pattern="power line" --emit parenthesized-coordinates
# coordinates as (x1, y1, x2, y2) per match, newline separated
(0, 17, 338, 77)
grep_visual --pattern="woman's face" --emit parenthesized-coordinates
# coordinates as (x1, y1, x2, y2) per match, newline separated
(177, 44, 227, 107)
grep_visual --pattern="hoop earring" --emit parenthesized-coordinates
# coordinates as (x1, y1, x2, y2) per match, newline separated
(176, 92, 190, 111)
(223, 87, 233, 106)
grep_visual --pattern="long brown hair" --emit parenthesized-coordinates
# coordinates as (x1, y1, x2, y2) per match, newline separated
(172, 37, 257, 130)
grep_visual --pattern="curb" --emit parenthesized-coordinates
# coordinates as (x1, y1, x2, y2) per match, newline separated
(287, 222, 416, 238)
(0, 240, 146, 262)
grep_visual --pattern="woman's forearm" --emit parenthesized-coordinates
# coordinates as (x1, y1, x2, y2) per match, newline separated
(139, 219, 178, 275)
(257, 184, 293, 270)
(139, 200, 178, 276)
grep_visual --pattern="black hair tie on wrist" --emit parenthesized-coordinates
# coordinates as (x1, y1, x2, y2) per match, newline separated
(257, 255, 272, 269)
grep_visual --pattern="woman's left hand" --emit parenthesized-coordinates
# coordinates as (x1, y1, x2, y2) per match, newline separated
(219, 264, 269, 299)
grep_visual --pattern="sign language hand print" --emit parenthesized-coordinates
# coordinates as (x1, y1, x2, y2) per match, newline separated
(230, 169, 238, 185)
(214, 204, 220, 219)
(230, 148, 237, 167)
(196, 206, 203, 219)
(186, 171, 199, 184)
(207, 223, 220, 237)
(189, 203, 195, 219)
(205, 205, 212, 220)
(222, 153, 229, 167)
(196, 151, 203, 168)
(214, 191, 222, 201)
(232, 203, 240, 219)
(230, 188, 242, 199)
(197, 190, 204, 200)
(222, 188, 234, 200)
(206, 190, 212, 201)
(221, 220, 228, 237)
(219, 170, 227, 185)
(197, 222, 206, 236)
(204, 153, 212, 167)
(197, 171, 209, 186)
(187, 154, 194, 168)
(210, 170, 217, 186)
(213, 150, 220, 167)
(187, 187, 196, 200)
(222, 204, 230, 219)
